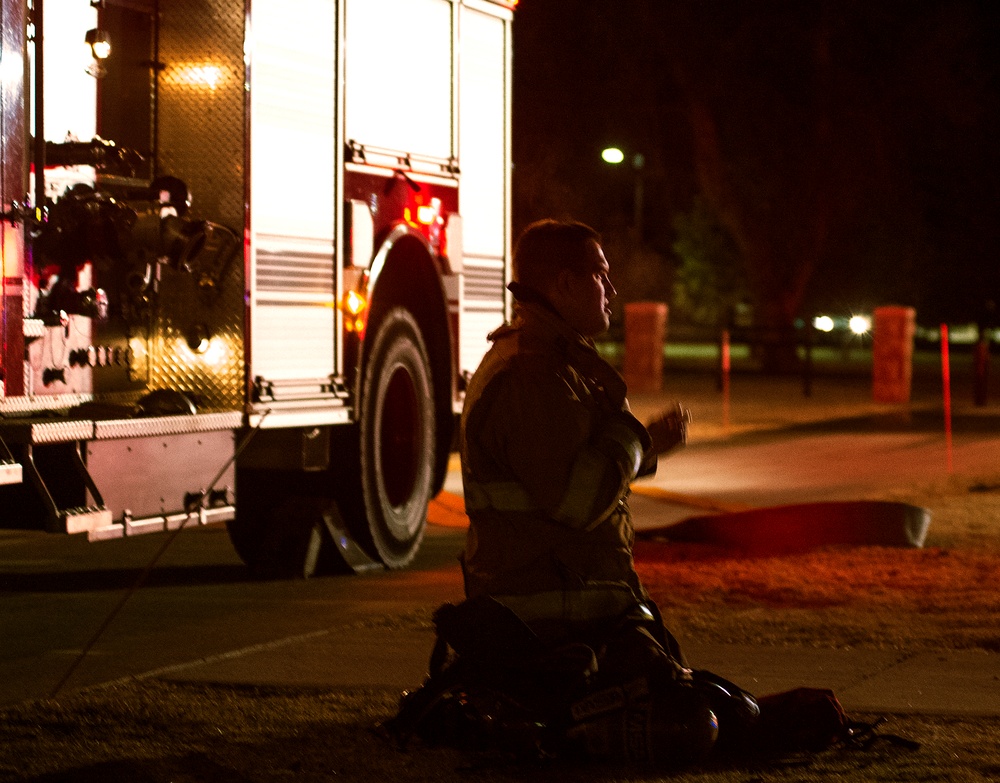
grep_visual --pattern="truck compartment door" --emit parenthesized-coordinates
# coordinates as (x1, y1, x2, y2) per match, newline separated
(345, 0, 453, 160)
(248, 0, 337, 389)
(456, 3, 511, 380)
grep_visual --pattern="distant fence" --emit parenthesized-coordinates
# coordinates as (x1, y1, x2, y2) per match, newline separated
(712, 326, 821, 398)
(636, 323, 867, 398)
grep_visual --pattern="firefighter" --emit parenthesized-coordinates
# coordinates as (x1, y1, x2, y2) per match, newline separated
(380, 220, 733, 765)
(459, 218, 691, 681)
(386, 236, 841, 760)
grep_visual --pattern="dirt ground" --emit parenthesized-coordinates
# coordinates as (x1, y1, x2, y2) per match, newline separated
(638, 473, 1000, 652)
(0, 679, 996, 783)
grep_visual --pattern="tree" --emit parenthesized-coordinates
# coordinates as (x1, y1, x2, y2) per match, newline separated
(660, 3, 861, 368)
(670, 197, 746, 328)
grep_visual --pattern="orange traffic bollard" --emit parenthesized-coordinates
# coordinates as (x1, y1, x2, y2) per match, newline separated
(623, 302, 667, 393)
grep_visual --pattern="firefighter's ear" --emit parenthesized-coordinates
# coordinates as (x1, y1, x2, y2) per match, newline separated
(551, 267, 576, 299)
(547, 269, 581, 326)
(531, 268, 562, 304)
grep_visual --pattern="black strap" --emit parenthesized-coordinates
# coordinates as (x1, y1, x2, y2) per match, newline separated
(844, 717, 922, 751)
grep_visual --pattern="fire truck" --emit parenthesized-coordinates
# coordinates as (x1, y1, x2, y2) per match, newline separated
(0, 0, 514, 576)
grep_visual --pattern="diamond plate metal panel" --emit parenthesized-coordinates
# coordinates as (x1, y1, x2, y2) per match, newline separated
(93, 411, 242, 440)
(152, 0, 246, 411)
(22, 319, 45, 339)
(0, 393, 92, 416)
(28, 420, 95, 444)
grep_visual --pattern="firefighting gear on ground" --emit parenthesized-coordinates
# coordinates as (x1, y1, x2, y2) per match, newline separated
(379, 595, 883, 768)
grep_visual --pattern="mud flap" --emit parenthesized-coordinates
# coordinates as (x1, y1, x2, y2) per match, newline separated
(316, 500, 384, 574)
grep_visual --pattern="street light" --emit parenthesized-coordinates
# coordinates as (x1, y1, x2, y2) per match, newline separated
(600, 147, 645, 240)
(601, 147, 625, 164)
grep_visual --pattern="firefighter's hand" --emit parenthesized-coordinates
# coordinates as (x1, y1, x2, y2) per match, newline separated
(646, 403, 691, 454)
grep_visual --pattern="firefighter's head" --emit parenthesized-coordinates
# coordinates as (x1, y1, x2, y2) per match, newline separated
(512, 219, 616, 337)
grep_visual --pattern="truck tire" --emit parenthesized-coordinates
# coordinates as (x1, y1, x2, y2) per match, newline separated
(227, 475, 325, 579)
(356, 307, 434, 568)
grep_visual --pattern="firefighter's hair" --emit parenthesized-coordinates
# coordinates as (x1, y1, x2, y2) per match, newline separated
(512, 219, 601, 294)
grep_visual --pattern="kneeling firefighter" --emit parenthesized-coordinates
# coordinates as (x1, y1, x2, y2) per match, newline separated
(384, 220, 757, 765)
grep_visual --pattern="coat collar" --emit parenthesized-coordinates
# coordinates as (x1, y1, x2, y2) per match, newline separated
(490, 300, 595, 353)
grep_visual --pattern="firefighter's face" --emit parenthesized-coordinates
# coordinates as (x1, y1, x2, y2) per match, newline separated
(554, 240, 616, 337)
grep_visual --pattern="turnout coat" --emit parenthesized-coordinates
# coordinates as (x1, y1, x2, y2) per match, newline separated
(460, 300, 658, 626)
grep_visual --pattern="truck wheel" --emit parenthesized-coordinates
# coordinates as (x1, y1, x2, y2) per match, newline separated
(356, 307, 434, 568)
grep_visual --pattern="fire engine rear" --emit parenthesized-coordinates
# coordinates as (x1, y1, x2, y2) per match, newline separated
(0, 0, 513, 576)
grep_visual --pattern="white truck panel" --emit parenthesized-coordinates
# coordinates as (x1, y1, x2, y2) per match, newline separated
(345, 0, 454, 159)
(249, 0, 337, 382)
(253, 300, 336, 380)
(458, 4, 507, 259)
(35, 0, 97, 203)
(457, 4, 509, 376)
(251, 236, 337, 380)
(249, 0, 336, 239)
(460, 297, 506, 379)
(39, 0, 97, 146)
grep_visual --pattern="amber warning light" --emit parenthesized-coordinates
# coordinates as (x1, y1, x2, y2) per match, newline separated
(342, 290, 368, 334)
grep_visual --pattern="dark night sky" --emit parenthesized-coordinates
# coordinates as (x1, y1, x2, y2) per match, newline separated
(510, 0, 1000, 327)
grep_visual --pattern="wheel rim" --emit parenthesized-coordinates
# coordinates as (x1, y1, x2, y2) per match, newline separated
(380, 363, 420, 509)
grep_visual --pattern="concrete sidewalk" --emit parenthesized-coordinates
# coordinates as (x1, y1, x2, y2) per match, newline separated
(159, 619, 1000, 717)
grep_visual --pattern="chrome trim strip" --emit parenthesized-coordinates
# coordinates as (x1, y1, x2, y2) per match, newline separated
(87, 505, 236, 541)
(344, 161, 459, 188)
(249, 405, 351, 429)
